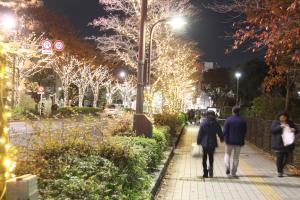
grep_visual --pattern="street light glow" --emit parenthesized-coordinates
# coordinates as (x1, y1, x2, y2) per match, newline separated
(1, 15, 17, 30)
(119, 71, 127, 78)
(235, 72, 242, 79)
(167, 16, 187, 29)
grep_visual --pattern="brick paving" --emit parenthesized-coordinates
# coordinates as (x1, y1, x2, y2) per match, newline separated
(156, 126, 300, 200)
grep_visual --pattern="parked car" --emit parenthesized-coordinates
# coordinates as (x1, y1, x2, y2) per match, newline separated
(104, 104, 121, 116)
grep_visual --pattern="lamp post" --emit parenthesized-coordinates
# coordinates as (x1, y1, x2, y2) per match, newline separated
(146, 16, 187, 86)
(235, 72, 241, 105)
(134, 0, 153, 136)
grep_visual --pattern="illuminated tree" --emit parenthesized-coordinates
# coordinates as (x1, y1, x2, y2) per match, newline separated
(52, 54, 82, 107)
(6, 33, 55, 105)
(105, 79, 119, 105)
(91, 0, 195, 69)
(92, 0, 201, 113)
(148, 34, 200, 113)
(0, 0, 43, 8)
(89, 65, 109, 108)
(116, 75, 136, 108)
(0, 43, 17, 200)
(72, 64, 90, 107)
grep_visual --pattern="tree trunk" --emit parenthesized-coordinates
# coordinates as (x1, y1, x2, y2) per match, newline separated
(63, 88, 69, 107)
(107, 94, 113, 104)
(285, 85, 290, 111)
(285, 73, 290, 111)
(93, 90, 99, 108)
(78, 87, 84, 107)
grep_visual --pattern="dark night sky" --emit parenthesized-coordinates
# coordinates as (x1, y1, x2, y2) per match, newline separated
(43, 0, 265, 68)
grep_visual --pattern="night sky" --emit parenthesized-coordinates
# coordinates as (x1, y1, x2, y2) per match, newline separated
(43, 0, 265, 68)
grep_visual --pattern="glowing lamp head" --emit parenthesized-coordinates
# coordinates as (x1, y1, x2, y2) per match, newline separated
(167, 16, 187, 30)
(1, 15, 17, 30)
(119, 71, 127, 78)
(235, 72, 242, 79)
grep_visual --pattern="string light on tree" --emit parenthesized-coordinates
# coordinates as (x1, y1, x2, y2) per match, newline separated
(0, 43, 16, 198)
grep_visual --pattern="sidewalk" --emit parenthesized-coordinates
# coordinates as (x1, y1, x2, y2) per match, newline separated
(156, 126, 300, 200)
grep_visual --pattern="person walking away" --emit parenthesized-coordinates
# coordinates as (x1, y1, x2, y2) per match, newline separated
(271, 112, 298, 177)
(197, 111, 224, 178)
(223, 106, 247, 178)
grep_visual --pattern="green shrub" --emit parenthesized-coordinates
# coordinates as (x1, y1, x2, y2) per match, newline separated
(18, 94, 36, 111)
(115, 136, 163, 171)
(56, 107, 100, 118)
(73, 106, 101, 115)
(41, 156, 126, 200)
(56, 107, 77, 118)
(251, 95, 285, 119)
(153, 126, 170, 149)
(177, 112, 187, 125)
(154, 113, 185, 135)
(97, 139, 151, 199)
(17, 141, 150, 200)
(21, 142, 125, 200)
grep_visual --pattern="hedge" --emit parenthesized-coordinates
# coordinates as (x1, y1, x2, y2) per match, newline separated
(16, 115, 173, 200)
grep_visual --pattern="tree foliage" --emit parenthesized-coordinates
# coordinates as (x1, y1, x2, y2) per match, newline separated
(209, 0, 300, 91)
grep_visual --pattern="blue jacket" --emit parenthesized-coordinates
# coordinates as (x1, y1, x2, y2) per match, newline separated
(223, 115, 247, 146)
(197, 118, 223, 149)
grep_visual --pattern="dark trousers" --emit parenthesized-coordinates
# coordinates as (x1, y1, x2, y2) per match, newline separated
(276, 151, 289, 173)
(202, 147, 215, 173)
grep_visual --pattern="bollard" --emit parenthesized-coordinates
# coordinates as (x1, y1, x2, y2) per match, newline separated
(6, 174, 38, 200)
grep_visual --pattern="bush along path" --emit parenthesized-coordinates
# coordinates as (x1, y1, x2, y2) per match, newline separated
(15, 112, 187, 200)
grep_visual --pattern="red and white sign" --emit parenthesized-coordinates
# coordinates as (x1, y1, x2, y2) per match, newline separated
(54, 40, 65, 51)
(41, 39, 53, 55)
(37, 86, 45, 94)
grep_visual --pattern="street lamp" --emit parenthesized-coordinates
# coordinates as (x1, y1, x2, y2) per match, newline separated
(235, 72, 242, 105)
(0, 15, 17, 30)
(119, 71, 127, 79)
(146, 16, 187, 87)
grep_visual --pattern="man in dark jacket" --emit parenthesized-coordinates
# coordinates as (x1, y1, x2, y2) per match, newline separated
(197, 111, 223, 178)
(223, 106, 247, 177)
(271, 111, 298, 177)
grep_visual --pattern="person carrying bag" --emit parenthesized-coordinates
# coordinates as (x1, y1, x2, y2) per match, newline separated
(271, 111, 298, 177)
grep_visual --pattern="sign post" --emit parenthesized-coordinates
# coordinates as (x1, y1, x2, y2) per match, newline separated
(37, 86, 44, 116)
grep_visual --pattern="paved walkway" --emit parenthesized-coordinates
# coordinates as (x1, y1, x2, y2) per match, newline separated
(156, 126, 300, 200)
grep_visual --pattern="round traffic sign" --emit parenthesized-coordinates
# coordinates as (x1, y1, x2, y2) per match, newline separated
(54, 40, 65, 51)
(37, 86, 44, 93)
(41, 39, 52, 50)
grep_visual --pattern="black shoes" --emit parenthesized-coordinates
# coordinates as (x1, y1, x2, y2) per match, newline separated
(203, 168, 213, 178)
(203, 169, 208, 178)
(209, 168, 214, 177)
(226, 168, 230, 175)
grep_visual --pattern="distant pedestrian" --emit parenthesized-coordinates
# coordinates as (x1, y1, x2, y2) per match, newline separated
(197, 111, 224, 178)
(188, 109, 195, 124)
(223, 106, 247, 178)
(271, 111, 298, 177)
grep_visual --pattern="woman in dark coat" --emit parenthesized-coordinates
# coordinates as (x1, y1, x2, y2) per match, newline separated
(271, 112, 298, 177)
(197, 111, 224, 178)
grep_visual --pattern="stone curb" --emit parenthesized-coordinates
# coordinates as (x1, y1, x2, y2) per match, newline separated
(149, 125, 186, 200)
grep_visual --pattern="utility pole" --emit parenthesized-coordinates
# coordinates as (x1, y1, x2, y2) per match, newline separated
(133, 0, 152, 137)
